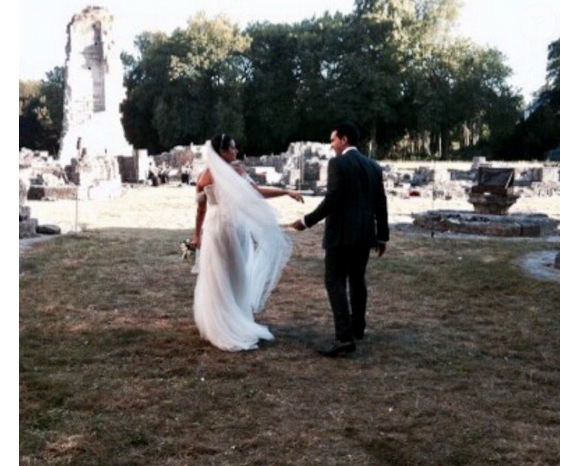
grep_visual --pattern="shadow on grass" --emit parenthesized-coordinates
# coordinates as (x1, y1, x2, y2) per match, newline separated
(20, 227, 559, 466)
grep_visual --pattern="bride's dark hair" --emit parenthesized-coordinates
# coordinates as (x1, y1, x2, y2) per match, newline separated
(211, 133, 234, 156)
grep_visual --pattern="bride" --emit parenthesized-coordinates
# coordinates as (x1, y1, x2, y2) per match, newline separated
(192, 134, 303, 351)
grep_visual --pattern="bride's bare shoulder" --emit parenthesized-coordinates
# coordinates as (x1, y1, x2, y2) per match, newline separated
(197, 169, 213, 189)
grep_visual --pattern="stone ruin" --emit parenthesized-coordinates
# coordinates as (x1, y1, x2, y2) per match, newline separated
(137, 142, 561, 227)
(20, 7, 133, 202)
(382, 157, 560, 201)
(513, 165, 560, 197)
(411, 158, 560, 237)
(381, 164, 467, 200)
(225, 149, 560, 206)
(244, 154, 289, 186)
(64, 155, 122, 199)
(20, 145, 123, 201)
(284, 142, 334, 193)
(135, 144, 561, 213)
(468, 167, 519, 215)
(117, 149, 150, 184)
(19, 175, 38, 239)
(142, 141, 338, 191)
(412, 211, 559, 237)
(19, 167, 61, 239)
(242, 142, 335, 192)
(55, 6, 130, 200)
(59, 6, 132, 166)
(19, 148, 76, 201)
(147, 144, 207, 184)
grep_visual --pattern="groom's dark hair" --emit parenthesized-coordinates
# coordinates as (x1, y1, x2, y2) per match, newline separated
(332, 122, 360, 147)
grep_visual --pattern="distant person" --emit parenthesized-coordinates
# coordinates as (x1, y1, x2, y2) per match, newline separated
(159, 162, 169, 184)
(148, 162, 159, 187)
(181, 164, 191, 185)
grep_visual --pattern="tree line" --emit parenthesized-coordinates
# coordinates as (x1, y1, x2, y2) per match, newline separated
(19, 67, 64, 155)
(19, 0, 559, 160)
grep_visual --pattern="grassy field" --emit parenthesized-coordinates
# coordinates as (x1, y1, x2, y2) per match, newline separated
(20, 223, 559, 466)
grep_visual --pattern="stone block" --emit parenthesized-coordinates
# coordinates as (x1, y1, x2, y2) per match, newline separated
(28, 185, 78, 201)
(37, 224, 62, 235)
(20, 218, 39, 239)
(539, 166, 559, 183)
(19, 205, 31, 221)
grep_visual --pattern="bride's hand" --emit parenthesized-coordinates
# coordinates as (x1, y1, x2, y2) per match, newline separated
(192, 237, 201, 249)
(287, 190, 304, 203)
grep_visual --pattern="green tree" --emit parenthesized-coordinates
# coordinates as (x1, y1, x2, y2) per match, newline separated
(121, 14, 251, 152)
(494, 104, 558, 160)
(540, 38, 559, 112)
(116, 0, 522, 159)
(19, 80, 41, 114)
(331, 12, 403, 156)
(242, 12, 403, 155)
(353, 0, 466, 157)
(19, 67, 64, 153)
(494, 38, 559, 160)
(354, 0, 464, 46)
(242, 22, 301, 154)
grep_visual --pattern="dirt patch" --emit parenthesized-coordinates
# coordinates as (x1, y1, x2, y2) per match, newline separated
(25, 184, 560, 233)
(519, 250, 560, 282)
(19, 235, 63, 274)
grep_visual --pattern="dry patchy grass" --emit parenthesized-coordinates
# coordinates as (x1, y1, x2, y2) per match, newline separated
(20, 227, 559, 465)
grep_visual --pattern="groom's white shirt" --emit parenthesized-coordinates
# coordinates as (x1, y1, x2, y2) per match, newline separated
(340, 146, 357, 155)
(300, 146, 386, 244)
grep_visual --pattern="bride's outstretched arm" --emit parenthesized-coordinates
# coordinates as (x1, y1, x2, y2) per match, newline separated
(234, 163, 304, 203)
(256, 186, 304, 203)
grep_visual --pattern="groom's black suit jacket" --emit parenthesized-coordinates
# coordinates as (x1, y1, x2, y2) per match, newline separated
(304, 148, 389, 249)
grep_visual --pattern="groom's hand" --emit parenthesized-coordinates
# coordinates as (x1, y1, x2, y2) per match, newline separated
(291, 219, 306, 231)
(376, 242, 386, 258)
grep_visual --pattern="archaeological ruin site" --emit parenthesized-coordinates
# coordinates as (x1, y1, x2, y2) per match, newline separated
(19, 6, 560, 247)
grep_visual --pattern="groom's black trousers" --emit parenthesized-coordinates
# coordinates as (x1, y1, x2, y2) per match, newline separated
(325, 246, 371, 342)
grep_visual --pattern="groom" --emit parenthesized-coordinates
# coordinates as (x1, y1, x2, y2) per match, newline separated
(292, 122, 389, 357)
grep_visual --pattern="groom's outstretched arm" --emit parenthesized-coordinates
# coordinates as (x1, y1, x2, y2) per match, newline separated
(304, 157, 342, 228)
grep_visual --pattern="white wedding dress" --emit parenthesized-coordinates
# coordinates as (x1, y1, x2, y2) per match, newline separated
(193, 142, 292, 351)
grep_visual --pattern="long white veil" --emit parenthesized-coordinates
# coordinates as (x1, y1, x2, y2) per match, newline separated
(203, 141, 292, 314)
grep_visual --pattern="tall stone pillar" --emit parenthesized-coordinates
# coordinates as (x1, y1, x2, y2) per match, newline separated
(59, 6, 132, 166)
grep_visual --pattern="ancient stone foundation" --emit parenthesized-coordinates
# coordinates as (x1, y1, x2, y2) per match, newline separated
(19, 177, 38, 238)
(118, 150, 150, 183)
(28, 185, 79, 201)
(65, 155, 123, 200)
(413, 211, 559, 237)
(467, 193, 520, 215)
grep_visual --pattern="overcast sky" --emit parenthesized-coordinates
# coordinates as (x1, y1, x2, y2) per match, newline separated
(19, 0, 559, 104)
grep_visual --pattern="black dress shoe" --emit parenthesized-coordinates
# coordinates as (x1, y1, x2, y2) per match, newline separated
(318, 340, 356, 358)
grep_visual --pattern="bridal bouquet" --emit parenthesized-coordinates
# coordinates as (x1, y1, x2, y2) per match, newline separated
(179, 239, 196, 261)
(180, 239, 199, 275)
